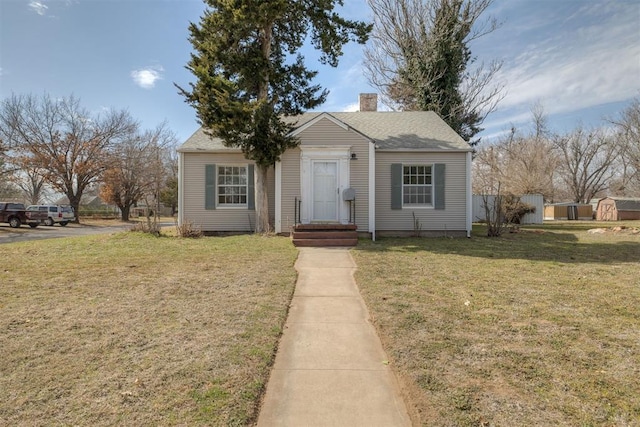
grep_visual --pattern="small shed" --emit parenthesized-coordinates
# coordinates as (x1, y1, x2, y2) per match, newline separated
(544, 202, 593, 220)
(596, 197, 640, 221)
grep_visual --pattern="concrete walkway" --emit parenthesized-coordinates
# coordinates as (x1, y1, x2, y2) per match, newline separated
(257, 247, 412, 427)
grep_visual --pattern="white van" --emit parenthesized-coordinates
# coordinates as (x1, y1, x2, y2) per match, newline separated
(27, 205, 76, 226)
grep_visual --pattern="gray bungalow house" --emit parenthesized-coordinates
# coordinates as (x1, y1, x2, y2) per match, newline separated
(178, 94, 473, 239)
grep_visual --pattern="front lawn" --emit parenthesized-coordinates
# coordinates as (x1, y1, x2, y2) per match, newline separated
(352, 222, 640, 426)
(1, 232, 298, 426)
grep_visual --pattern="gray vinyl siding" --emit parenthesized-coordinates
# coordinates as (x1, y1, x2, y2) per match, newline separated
(283, 117, 371, 232)
(182, 152, 275, 231)
(376, 152, 467, 231)
(280, 147, 302, 232)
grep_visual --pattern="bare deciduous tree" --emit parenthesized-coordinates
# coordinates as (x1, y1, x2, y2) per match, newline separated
(473, 144, 502, 195)
(0, 158, 20, 200)
(552, 127, 619, 203)
(11, 161, 48, 205)
(100, 122, 177, 222)
(473, 103, 558, 200)
(0, 93, 137, 220)
(364, 0, 504, 143)
(610, 97, 640, 195)
(159, 148, 179, 216)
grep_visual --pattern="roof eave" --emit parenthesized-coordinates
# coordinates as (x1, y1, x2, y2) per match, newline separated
(178, 148, 243, 154)
(376, 147, 473, 153)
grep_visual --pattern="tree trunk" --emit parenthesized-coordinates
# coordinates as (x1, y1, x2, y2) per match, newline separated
(255, 164, 270, 233)
(68, 193, 81, 223)
(121, 204, 131, 222)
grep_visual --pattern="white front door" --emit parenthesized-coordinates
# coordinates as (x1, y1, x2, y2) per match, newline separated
(312, 161, 338, 221)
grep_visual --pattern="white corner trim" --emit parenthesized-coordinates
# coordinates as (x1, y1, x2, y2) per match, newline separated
(466, 151, 472, 238)
(275, 160, 282, 234)
(369, 142, 376, 241)
(289, 113, 349, 137)
(178, 152, 184, 226)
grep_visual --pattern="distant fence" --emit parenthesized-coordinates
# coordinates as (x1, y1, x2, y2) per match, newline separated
(78, 208, 120, 219)
(543, 204, 593, 220)
(473, 194, 544, 224)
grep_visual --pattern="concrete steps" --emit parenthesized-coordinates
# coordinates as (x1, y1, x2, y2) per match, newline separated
(292, 224, 358, 247)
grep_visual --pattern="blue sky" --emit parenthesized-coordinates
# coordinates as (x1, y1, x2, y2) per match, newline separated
(1, 0, 639, 144)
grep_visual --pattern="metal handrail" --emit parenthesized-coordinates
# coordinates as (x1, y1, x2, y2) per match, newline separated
(294, 197, 302, 225)
(348, 200, 356, 224)
(295, 197, 357, 225)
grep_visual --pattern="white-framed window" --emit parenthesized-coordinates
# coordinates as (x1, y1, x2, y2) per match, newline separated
(403, 165, 432, 206)
(217, 165, 248, 206)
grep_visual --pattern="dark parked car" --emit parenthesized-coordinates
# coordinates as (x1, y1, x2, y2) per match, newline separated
(0, 202, 47, 228)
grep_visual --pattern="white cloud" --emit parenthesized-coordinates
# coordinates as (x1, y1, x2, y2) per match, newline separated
(498, 40, 639, 116)
(130, 66, 164, 89)
(28, 1, 48, 15)
(490, 1, 640, 119)
(341, 102, 360, 112)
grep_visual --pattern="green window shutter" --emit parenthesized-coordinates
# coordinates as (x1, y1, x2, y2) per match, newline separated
(391, 163, 402, 210)
(247, 164, 255, 210)
(205, 164, 216, 210)
(434, 163, 445, 210)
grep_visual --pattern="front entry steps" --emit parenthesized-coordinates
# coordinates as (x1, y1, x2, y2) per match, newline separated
(291, 224, 358, 247)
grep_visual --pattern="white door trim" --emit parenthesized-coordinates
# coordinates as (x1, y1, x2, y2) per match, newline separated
(300, 146, 351, 224)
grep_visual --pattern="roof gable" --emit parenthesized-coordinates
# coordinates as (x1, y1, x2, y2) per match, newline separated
(288, 112, 349, 136)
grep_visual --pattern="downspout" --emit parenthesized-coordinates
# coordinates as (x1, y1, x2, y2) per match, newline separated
(466, 151, 472, 238)
(178, 151, 184, 226)
(369, 140, 376, 241)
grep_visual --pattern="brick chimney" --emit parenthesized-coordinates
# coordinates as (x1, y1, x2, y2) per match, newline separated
(359, 93, 378, 112)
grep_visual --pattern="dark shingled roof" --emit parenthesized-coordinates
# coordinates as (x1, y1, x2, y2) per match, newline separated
(609, 197, 640, 211)
(179, 111, 470, 153)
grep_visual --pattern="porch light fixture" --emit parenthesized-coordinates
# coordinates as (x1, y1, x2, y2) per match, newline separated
(351, 152, 358, 160)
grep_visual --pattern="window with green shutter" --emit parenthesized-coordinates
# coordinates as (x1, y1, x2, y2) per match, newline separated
(206, 164, 254, 209)
(391, 163, 445, 209)
(434, 163, 445, 210)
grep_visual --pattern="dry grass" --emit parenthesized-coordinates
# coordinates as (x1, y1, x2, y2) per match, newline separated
(1, 233, 298, 426)
(352, 221, 640, 426)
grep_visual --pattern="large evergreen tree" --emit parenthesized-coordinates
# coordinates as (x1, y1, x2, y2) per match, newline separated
(178, 0, 371, 232)
(364, 0, 503, 144)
